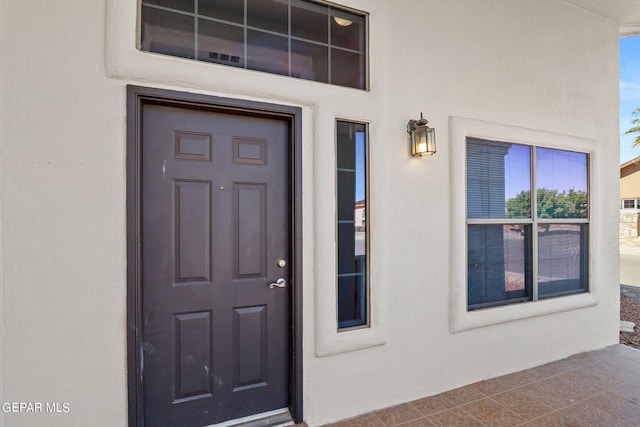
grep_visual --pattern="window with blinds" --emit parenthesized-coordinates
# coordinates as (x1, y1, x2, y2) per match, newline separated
(466, 138, 589, 310)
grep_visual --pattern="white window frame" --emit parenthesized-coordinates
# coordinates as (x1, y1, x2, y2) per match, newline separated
(621, 199, 638, 209)
(450, 117, 598, 333)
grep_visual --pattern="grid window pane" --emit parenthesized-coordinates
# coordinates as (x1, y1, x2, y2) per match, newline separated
(468, 225, 532, 309)
(291, 40, 328, 82)
(623, 199, 635, 209)
(198, 0, 244, 24)
(467, 139, 531, 219)
(197, 19, 244, 66)
(247, 30, 288, 76)
(247, 0, 289, 34)
(538, 224, 588, 299)
(331, 49, 364, 89)
(330, 9, 366, 51)
(141, 0, 367, 89)
(536, 148, 588, 219)
(141, 6, 195, 59)
(292, 0, 328, 43)
(337, 121, 367, 329)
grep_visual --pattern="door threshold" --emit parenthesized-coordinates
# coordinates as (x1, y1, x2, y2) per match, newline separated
(206, 408, 294, 427)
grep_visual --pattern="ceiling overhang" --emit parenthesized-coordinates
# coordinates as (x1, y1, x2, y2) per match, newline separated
(563, 0, 640, 35)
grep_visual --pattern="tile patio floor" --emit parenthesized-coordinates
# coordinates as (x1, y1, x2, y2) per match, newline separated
(322, 344, 640, 427)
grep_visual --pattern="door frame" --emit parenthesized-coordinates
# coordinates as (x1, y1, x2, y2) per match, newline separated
(126, 85, 303, 426)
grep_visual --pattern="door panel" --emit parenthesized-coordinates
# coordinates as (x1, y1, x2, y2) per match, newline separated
(235, 183, 267, 278)
(141, 104, 290, 426)
(233, 305, 267, 389)
(175, 180, 211, 282)
(174, 311, 213, 401)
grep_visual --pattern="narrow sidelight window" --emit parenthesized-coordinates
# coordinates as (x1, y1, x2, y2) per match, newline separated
(336, 121, 368, 329)
(466, 138, 589, 310)
(140, 0, 368, 89)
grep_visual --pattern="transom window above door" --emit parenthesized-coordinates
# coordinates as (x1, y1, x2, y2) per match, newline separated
(140, 0, 368, 90)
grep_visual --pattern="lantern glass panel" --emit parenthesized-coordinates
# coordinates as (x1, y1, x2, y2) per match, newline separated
(426, 127, 436, 154)
(416, 128, 428, 154)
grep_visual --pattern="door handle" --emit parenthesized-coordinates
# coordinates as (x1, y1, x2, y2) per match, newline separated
(268, 278, 287, 289)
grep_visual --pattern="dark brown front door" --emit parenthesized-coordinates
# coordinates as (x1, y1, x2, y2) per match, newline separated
(141, 104, 290, 426)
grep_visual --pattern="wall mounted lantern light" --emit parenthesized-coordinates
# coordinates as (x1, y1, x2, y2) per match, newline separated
(407, 113, 436, 156)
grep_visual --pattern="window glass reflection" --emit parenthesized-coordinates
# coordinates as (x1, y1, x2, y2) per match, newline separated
(337, 121, 367, 329)
(536, 148, 588, 219)
(330, 8, 365, 51)
(467, 139, 531, 219)
(247, 30, 288, 76)
(197, 19, 244, 66)
(331, 49, 365, 89)
(291, 40, 328, 82)
(141, 0, 367, 89)
(141, 6, 195, 59)
(538, 224, 588, 298)
(247, 0, 288, 34)
(199, 0, 244, 23)
(468, 224, 532, 309)
(292, 0, 328, 43)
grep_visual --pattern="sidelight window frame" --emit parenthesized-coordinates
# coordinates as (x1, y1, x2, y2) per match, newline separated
(336, 119, 370, 331)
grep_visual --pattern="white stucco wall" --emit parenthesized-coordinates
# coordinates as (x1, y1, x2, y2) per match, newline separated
(1, 0, 620, 426)
(1, 1, 128, 426)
